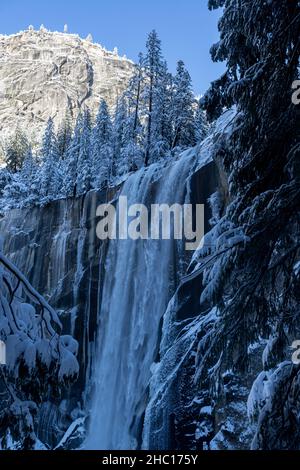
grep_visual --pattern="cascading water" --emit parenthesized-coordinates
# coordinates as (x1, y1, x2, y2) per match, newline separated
(86, 150, 199, 449)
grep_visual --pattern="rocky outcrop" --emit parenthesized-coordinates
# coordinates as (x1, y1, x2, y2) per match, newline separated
(0, 29, 134, 155)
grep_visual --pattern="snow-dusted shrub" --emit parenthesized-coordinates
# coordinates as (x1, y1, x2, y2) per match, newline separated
(0, 252, 79, 449)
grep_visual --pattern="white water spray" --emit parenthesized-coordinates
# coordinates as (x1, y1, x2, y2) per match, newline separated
(86, 153, 197, 449)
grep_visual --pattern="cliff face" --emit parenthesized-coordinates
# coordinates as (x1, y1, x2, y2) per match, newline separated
(0, 146, 220, 448)
(0, 188, 113, 447)
(0, 29, 134, 152)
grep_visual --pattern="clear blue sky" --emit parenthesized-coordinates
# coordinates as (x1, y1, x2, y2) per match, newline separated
(0, 0, 225, 95)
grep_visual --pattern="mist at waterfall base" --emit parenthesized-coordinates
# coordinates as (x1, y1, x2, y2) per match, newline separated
(85, 149, 203, 450)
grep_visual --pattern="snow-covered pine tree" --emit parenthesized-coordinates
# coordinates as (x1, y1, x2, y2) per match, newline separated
(121, 53, 147, 171)
(1, 144, 39, 211)
(21, 146, 35, 181)
(114, 97, 144, 176)
(18, 146, 40, 207)
(151, 60, 174, 157)
(143, 30, 167, 166)
(1, 173, 28, 211)
(57, 110, 73, 160)
(39, 118, 61, 201)
(122, 134, 142, 174)
(4, 128, 29, 173)
(0, 169, 11, 201)
(125, 53, 144, 144)
(64, 113, 84, 197)
(76, 109, 92, 195)
(91, 99, 113, 188)
(195, 0, 300, 449)
(171, 60, 196, 149)
(194, 99, 209, 143)
(112, 96, 128, 176)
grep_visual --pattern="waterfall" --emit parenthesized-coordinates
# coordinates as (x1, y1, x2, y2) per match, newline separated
(86, 150, 198, 449)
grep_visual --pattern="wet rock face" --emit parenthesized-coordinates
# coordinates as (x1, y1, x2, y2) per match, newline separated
(0, 189, 113, 394)
(0, 29, 134, 151)
(0, 153, 222, 449)
(0, 188, 116, 445)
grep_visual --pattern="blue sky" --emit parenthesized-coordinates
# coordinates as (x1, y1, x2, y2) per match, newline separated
(0, 0, 225, 95)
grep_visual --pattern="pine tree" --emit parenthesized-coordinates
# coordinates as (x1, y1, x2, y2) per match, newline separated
(172, 60, 196, 149)
(5, 127, 29, 173)
(194, 100, 209, 143)
(0, 169, 11, 199)
(57, 110, 72, 160)
(20, 146, 40, 206)
(112, 96, 128, 176)
(1, 172, 28, 210)
(122, 116, 143, 173)
(21, 146, 35, 180)
(195, 3, 300, 444)
(40, 117, 61, 200)
(123, 53, 146, 170)
(64, 113, 84, 197)
(1, 146, 37, 210)
(91, 99, 113, 187)
(143, 30, 165, 165)
(126, 53, 144, 140)
(152, 60, 174, 156)
(76, 108, 92, 195)
(41, 117, 57, 161)
(116, 98, 144, 176)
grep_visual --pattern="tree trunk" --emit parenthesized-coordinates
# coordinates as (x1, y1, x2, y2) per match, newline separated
(145, 76, 153, 167)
